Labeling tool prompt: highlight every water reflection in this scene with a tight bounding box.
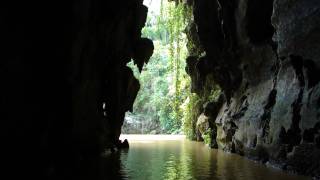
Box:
[99,135,308,180]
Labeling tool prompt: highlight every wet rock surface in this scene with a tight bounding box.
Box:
[186,0,320,177]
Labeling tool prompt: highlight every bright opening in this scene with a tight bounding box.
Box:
[122,0,192,135]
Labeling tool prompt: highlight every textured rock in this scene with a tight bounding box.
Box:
[187,0,320,177]
[121,112,162,134]
[2,0,320,178]
[196,113,210,135]
[1,1,152,178]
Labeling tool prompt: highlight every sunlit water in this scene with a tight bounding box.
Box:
[102,135,309,180]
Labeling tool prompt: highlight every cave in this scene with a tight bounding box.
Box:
[1,0,320,179]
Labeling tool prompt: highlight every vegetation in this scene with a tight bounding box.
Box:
[126,0,189,134]
[124,0,220,137]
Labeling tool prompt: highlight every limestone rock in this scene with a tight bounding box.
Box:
[187,0,320,177]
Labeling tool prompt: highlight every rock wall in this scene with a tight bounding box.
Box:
[2,0,320,178]
[121,112,163,134]
[187,0,320,177]
[1,1,152,178]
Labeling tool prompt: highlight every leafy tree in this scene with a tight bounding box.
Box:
[124,0,220,136]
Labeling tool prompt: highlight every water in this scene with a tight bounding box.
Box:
[102,135,309,180]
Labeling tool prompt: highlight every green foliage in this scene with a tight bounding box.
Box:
[181,75,221,139]
[202,128,212,146]
[126,0,221,136]
[126,0,192,134]
[181,93,200,140]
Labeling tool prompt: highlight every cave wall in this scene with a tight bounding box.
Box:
[188,0,320,177]
[1,0,152,178]
[2,0,319,178]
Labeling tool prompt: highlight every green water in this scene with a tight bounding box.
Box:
[112,135,308,180]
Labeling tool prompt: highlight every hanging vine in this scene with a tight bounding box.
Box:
[158,0,194,129]
[129,0,196,134]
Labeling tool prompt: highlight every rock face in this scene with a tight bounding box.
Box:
[1,1,152,178]
[121,112,162,134]
[2,0,320,178]
[186,0,320,177]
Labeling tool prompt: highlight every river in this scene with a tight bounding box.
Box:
[100,135,309,180]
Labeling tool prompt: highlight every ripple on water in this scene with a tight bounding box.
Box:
[114,135,309,180]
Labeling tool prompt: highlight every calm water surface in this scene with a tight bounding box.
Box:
[105,135,309,180]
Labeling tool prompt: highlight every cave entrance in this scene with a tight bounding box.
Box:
[121,0,192,135]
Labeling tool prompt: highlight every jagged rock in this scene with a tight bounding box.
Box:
[286,144,320,176]
[203,94,224,118]
[116,139,129,149]
[272,0,320,61]
[133,38,154,72]
[196,113,218,148]
[186,56,202,93]
[188,0,320,177]
[196,113,210,136]
[1,0,152,178]
[121,112,162,134]
[2,0,320,178]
